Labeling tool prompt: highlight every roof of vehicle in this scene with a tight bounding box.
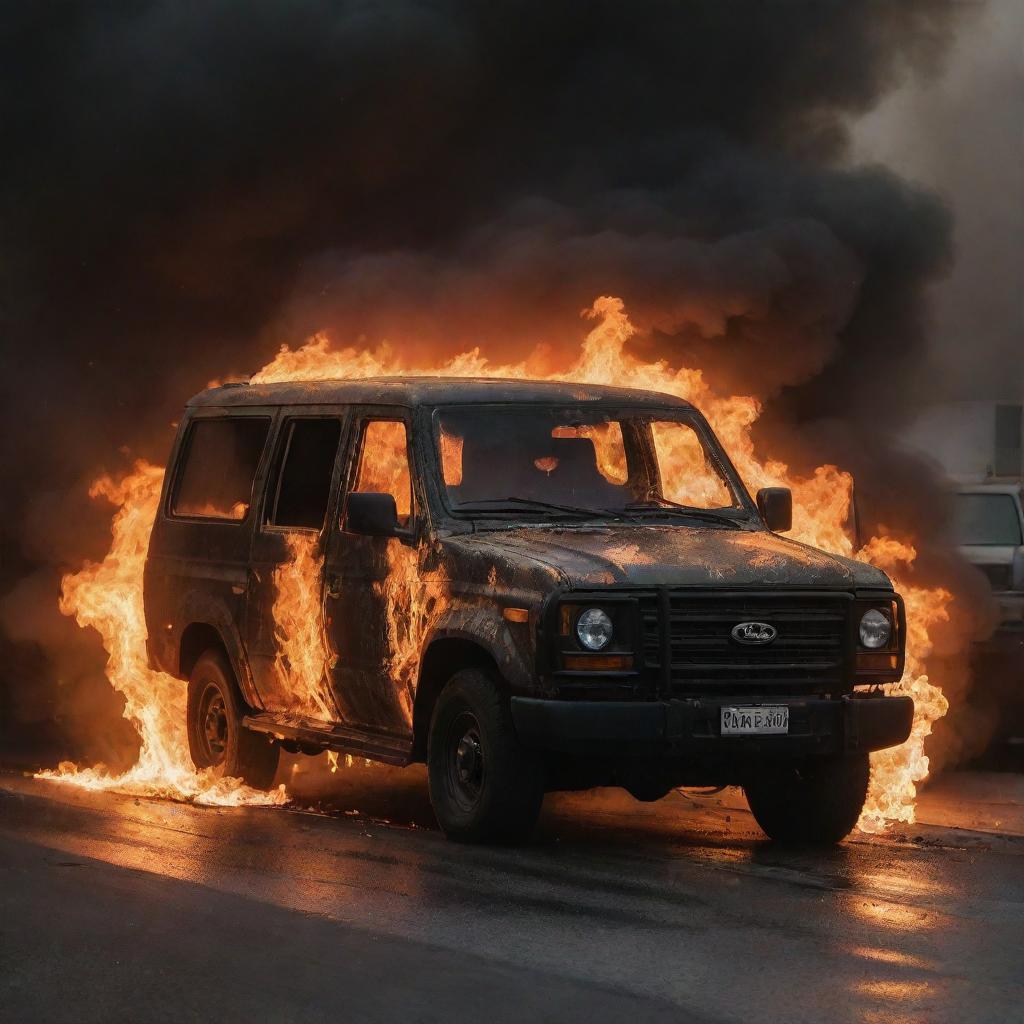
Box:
[187,376,696,411]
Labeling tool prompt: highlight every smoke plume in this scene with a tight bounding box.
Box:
[0,2,988,762]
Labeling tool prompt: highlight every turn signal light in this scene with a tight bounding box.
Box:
[562,654,634,671]
[856,652,899,673]
[559,605,573,635]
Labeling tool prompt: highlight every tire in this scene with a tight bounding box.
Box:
[427,668,545,843]
[743,753,870,844]
[187,649,280,790]
[621,760,679,803]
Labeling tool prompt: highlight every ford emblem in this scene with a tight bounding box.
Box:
[731,621,777,645]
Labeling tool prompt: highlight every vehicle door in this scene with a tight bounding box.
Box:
[323,408,421,738]
[156,410,273,709]
[245,408,347,721]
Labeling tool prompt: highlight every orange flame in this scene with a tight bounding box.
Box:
[46,295,949,828]
[272,533,338,722]
[378,541,450,727]
[256,295,951,826]
[854,538,951,831]
[41,462,286,805]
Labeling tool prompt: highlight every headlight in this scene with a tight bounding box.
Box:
[859,608,892,649]
[576,607,613,651]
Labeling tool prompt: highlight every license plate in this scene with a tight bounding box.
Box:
[720,705,789,735]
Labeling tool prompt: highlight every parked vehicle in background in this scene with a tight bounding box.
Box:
[144,378,913,844]
[902,400,1024,756]
[953,480,1024,754]
[953,481,1024,638]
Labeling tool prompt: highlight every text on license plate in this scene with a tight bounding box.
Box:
[720,706,789,735]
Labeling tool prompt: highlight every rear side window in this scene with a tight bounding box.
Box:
[172,417,269,520]
[267,418,343,530]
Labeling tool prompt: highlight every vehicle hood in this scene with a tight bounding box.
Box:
[455,524,891,590]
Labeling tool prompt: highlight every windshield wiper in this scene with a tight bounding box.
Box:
[624,500,744,529]
[454,496,618,519]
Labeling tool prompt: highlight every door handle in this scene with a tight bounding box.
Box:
[233,569,259,596]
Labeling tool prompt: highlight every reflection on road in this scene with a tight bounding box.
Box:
[0,762,1020,1024]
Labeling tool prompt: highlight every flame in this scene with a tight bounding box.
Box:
[378,541,450,727]
[354,419,413,521]
[255,295,950,827]
[47,295,948,829]
[553,423,628,484]
[854,538,951,831]
[40,462,286,805]
[271,533,338,721]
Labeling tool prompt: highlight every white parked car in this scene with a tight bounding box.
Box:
[954,481,1024,641]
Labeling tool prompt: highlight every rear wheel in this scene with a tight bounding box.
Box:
[427,669,544,843]
[743,753,870,844]
[187,649,279,789]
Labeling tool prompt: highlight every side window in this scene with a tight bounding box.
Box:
[650,421,733,509]
[353,419,412,526]
[172,417,269,520]
[267,418,343,530]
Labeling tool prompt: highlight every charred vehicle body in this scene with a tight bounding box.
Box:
[144,378,912,843]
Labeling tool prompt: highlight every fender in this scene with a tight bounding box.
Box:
[177,588,262,709]
[420,603,535,693]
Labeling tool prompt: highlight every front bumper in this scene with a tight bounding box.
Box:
[511,694,913,758]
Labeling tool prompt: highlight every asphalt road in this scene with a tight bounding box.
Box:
[1,763,1022,1024]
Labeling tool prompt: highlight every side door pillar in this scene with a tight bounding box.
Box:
[323,407,423,738]
[244,406,348,720]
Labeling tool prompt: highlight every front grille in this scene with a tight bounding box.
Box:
[978,563,1013,592]
[641,591,850,695]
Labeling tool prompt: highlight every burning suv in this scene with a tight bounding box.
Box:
[144,378,912,844]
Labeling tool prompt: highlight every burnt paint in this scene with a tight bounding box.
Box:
[447,525,891,591]
[145,378,898,759]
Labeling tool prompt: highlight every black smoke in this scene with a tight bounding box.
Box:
[0,2,987,764]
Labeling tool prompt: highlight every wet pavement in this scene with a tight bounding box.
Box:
[1,764,1021,1024]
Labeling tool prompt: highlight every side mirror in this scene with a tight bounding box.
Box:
[756,487,792,533]
[346,492,400,537]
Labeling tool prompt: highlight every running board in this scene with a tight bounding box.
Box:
[242,713,412,766]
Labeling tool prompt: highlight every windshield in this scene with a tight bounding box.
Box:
[954,493,1023,546]
[434,405,743,517]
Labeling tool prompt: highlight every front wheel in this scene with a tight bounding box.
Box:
[187,649,280,790]
[743,753,870,844]
[427,669,544,843]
